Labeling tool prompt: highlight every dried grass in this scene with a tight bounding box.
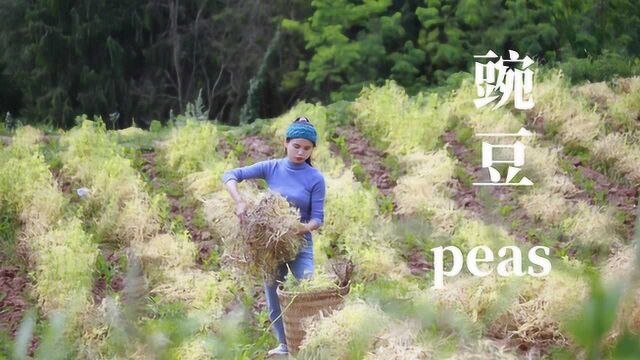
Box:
[593,133,640,183]
[209,191,304,279]
[149,269,235,326]
[521,145,577,194]
[466,109,523,134]
[532,71,603,146]
[558,107,602,145]
[614,76,640,93]
[1,129,66,233]
[445,77,521,139]
[11,125,45,149]
[163,119,219,175]
[447,339,519,359]
[364,321,431,360]
[603,245,640,336]
[174,337,213,360]
[350,244,411,283]
[184,157,238,199]
[562,201,622,251]
[488,271,588,349]
[429,274,521,331]
[519,190,571,224]
[394,151,460,235]
[203,189,241,243]
[61,118,161,244]
[572,82,617,110]
[610,88,640,131]
[298,301,390,360]
[281,271,338,293]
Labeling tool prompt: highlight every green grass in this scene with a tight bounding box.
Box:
[453,165,473,188]
[499,205,514,217]
[0,209,20,264]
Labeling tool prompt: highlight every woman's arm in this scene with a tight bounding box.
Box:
[222,160,271,184]
[224,179,248,219]
[222,160,272,220]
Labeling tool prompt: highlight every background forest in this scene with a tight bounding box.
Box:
[0,0,639,128]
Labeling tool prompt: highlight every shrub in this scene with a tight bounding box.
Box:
[352,80,448,155]
[530,71,603,146]
[603,245,640,336]
[323,170,379,241]
[609,86,640,131]
[163,119,219,176]
[298,301,390,360]
[592,133,640,184]
[61,117,160,243]
[562,202,622,251]
[572,82,616,110]
[33,219,98,314]
[428,274,522,334]
[393,151,460,235]
[519,190,571,224]
[558,54,640,84]
[488,268,589,349]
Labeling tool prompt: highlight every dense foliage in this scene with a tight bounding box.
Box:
[1,0,639,127]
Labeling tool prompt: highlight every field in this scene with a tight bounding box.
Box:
[1,71,639,359]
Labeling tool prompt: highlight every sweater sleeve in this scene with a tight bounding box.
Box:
[309,176,326,225]
[222,160,272,184]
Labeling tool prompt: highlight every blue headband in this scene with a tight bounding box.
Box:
[286,122,317,145]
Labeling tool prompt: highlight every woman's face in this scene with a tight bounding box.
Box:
[284,138,314,163]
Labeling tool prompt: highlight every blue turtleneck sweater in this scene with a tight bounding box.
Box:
[222,157,326,241]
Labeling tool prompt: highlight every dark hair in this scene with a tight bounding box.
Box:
[284,116,314,166]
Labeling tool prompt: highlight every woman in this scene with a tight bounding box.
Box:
[221,116,326,356]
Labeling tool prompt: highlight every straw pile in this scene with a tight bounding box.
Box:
[208,190,304,279]
[364,321,431,360]
[298,301,390,360]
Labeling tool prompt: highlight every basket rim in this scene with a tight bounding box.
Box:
[276,281,350,297]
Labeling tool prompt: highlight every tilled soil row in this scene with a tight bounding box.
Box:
[442,130,531,244]
[333,126,397,196]
[528,112,638,241]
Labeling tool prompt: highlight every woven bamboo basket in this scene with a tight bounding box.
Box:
[276,283,350,353]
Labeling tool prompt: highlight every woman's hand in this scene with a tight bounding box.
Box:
[295,222,311,236]
[235,201,247,224]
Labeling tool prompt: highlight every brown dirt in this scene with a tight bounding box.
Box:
[406,248,433,276]
[218,135,275,166]
[334,126,396,196]
[0,266,30,335]
[241,136,275,164]
[140,152,160,188]
[49,168,73,195]
[92,249,125,305]
[217,137,232,157]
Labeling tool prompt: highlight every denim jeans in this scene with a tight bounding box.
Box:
[264,239,314,344]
